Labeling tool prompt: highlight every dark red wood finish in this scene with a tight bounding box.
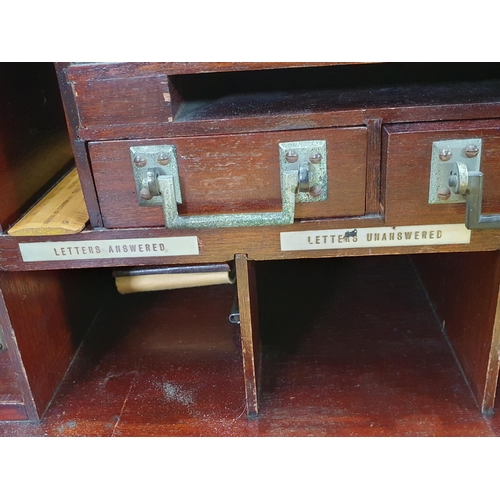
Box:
[235,254,261,417]
[0,255,496,436]
[88,128,367,228]
[64,63,500,142]
[0,63,74,232]
[383,120,500,226]
[0,269,112,419]
[413,251,500,413]
[2,62,500,428]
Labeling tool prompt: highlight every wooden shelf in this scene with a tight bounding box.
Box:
[0,255,498,435]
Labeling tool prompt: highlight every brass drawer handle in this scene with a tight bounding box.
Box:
[130,140,328,230]
[449,162,500,230]
[157,171,299,229]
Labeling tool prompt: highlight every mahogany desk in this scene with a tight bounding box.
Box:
[1,63,500,432]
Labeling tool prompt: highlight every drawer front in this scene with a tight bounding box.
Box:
[383,120,500,226]
[88,127,367,229]
[66,63,173,130]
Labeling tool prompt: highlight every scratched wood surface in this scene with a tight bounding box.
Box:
[235,254,261,417]
[63,63,500,142]
[88,127,367,229]
[0,255,496,436]
[2,222,500,273]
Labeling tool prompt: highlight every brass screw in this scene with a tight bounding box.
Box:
[309,152,322,164]
[439,149,453,162]
[134,155,147,167]
[465,144,479,158]
[285,151,299,163]
[140,188,153,200]
[157,153,170,166]
[437,187,451,200]
[309,185,323,197]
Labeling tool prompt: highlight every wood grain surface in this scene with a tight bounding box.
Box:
[88,128,367,228]
[235,254,261,416]
[1,221,500,273]
[0,63,74,232]
[0,268,112,418]
[0,255,496,435]
[2,62,500,432]
[7,168,89,236]
[413,251,500,413]
[383,120,500,226]
[64,63,500,142]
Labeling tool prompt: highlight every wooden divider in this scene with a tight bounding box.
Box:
[235,254,261,417]
[413,251,500,413]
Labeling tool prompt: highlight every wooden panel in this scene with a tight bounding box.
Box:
[0,255,492,436]
[0,289,38,420]
[0,63,74,232]
[88,127,367,229]
[383,120,500,226]
[64,63,500,141]
[72,75,173,129]
[2,221,500,273]
[67,62,366,79]
[0,349,28,420]
[365,118,382,214]
[55,64,104,228]
[0,403,28,421]
[235,254,261,417]
[0,353,24,404]
[413,251,500,413]
[0,269,112,417]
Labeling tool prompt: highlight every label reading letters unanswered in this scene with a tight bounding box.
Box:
[19,236,199,262]
[280,224,471,251]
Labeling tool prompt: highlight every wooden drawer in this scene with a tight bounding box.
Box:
[383,120,500,226]
[88,127,367,229]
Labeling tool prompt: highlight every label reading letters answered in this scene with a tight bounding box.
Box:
[19,236,199,262]
[280,224,471,251]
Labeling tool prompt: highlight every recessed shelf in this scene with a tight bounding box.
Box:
[169,63,500,122]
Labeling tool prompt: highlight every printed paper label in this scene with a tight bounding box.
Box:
[280,224,471,251]
[19,236,199,262]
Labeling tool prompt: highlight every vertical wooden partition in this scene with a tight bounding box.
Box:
[235,254,261,417]
[413,251,500,413]
[0,269,111,420]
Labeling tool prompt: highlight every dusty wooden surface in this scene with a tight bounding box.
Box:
[2,62,500,435]
[0,255,497,436]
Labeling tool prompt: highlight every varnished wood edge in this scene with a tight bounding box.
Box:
[0,290,39,421]
[55,64,103,228]
[75,106,500,142]
[380,127,390,217]
[235,254,260,417]
[481,250,500,413]
[365,118,382,215]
